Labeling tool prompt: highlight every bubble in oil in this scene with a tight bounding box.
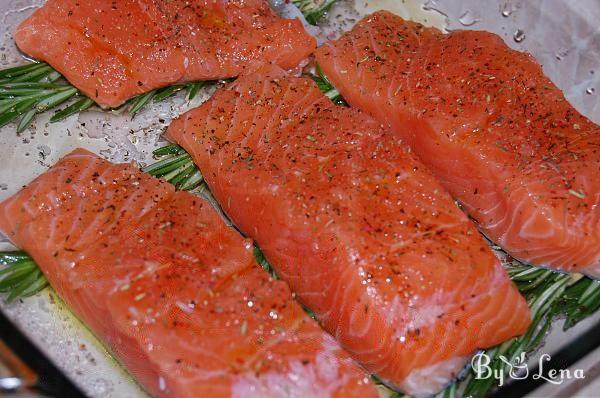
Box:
[458,10,479,26]
[500,3,514,17]
[513,29,526,43]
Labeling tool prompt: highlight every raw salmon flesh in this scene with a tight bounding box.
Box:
[0,149,378,398]
[315,11,600,278]
[14,0,316,107]
[165,63,531,396]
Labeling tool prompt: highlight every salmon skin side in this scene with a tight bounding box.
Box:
[0,149,378,398]
[165,63,531,396]
[14,0,316,108]
[315,11,600,279]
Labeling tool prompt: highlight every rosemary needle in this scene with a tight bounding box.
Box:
[310,63,347,106]
[50,97,95,123]
[292,0,338,25]
[186,82,204,101]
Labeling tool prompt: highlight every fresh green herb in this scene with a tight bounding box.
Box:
[186,82,204,101]
[152,84,187,103]
[293,0,338,25]
[311,63,347,106]
[143,144,204,192]
[0,251,48,303]
[129,81,208,116]
[0,82,80,133]
[152,144,185,157]
[254,246,278,279]
[127,90,156,116]
[50,97,95,123]
[0,62,60,83]
[555,274,600,329]
[0,62,208,132]
[0,62,81,132]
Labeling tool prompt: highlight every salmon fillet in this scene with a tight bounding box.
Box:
[14,0,316,107]
[0,149,378,398]
[165,63,531,396]
[315,11,600,278]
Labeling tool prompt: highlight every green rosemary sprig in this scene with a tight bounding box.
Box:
[293,0,338,25]
[311,63,347,106]
[49,97,95,123]
[559,275,600,329]
[0,62,90,132]
[0,62,207,132]
[0,82,80,133]
[0,62,61,83]
[142,144,204,191]
[0,251,48,303]
[254,246,278,279]
[128,81,205,116]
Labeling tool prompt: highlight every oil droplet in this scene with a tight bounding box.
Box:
[586,87,595,95]
[500,2,519,18]
[458,10,479,26]
[513,29,526,43]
